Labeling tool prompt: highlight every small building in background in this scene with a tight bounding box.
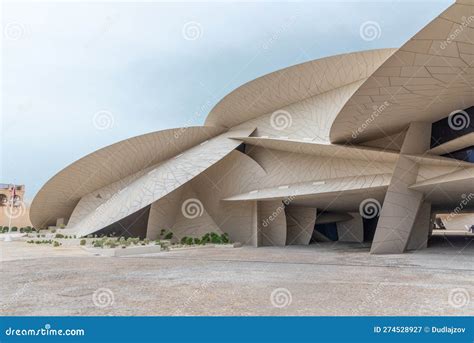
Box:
[0,184,32,228]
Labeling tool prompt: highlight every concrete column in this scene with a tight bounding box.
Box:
[406,202,432,251]
[250,201,259,247]
[371,122,430,254]
[257,201,287,246]
[337,212,364,243]
[285,206,316,245]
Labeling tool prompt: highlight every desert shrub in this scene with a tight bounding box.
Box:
[220,233,230,244]
[53,241,61,247]
[210,232,221,244]
[80,239,86,246]
[55,233,65,239]
[159,242,170,251]
[93,240,104,248]
[201,233,210,244]
[107,242,118,248]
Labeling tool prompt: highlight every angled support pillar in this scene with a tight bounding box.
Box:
[371,122,431,254]
[406,202,432,251]
[285,206,316,245]
[257,201,287,246]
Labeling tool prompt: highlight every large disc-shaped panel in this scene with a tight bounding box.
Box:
[30,126,223,228]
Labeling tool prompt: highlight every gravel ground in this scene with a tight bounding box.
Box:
[1,236,473,316]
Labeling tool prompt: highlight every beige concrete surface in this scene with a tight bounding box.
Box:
[1,237,472,316]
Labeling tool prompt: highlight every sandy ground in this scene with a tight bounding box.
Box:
[0,236,473,316]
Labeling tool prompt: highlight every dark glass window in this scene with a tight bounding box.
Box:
[431,106,474,148]
[442,146,474,163]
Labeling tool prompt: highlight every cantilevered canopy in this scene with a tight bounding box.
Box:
[330,1,474,143]
[67,128,256,237]
[30,126,223,228]
[204,49,396,129]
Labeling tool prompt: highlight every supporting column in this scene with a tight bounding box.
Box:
[251,201,259,247]
[337,212,364,243]
[371,122,430,254]
[285,206,316,245]
[257,201,287,246]
[406,202,432,251]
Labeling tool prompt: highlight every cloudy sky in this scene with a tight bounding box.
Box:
[2,0,452,200]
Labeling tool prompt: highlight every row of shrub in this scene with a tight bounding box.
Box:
[54,233,76,239]
[78,231,230,250]
[89,237,156,249]
[180,232,230,245]
[2,226,37,233]
[26,239,62,247]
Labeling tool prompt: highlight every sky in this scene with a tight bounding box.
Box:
[2,0,452,201]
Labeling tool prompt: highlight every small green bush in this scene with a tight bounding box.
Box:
[11,226,18,232]
[180,236,188,244]
[164,232,173,240]
[93,240,104,248]
[55,233,65,239]
[194,238,201,245]
[210,232,221,244]
[220,233,230,244]
[185,237,194,245]
[53,241,61,247]
[51,228,56,233]
[80,239,86,246]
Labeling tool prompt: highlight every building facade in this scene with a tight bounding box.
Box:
[31,1,474,254]
[1,184,32,228]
